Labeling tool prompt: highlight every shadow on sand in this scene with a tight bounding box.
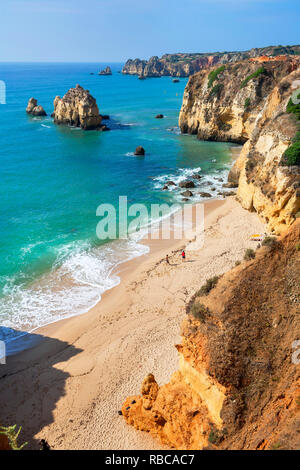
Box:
[0,327,82,449]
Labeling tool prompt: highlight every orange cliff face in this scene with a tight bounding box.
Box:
[122,221,300,450]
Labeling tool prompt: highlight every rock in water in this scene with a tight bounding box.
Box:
[155,114,164,119]
[181,190,193,197]
[178,180,195,188]
[134,146,145,156]
[26,98,47,116]
[52,85,103,130]
[98,66,112,75]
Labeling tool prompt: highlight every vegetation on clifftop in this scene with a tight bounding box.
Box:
[240,66,266,88]
[208,65,225,88]
[281,94,300,166]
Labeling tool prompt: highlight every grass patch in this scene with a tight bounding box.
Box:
[197,276,219,296]
[244,248,255,261]
[190,302,210,322]
[208,65,225,88]
[244,97,251,110]
[210,83,223,97]
[240,67,266,89]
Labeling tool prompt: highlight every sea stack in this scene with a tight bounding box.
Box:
[134,146,145,156]
[52,85,103,130]
[99,66,112,75]
[26,98,47,116]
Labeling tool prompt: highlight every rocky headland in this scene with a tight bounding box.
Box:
[179,56,300,234]
[52,85,105,130]
[122,45,300,77]
[26,98,47,116]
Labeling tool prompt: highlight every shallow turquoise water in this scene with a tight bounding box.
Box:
[0,62,235,345]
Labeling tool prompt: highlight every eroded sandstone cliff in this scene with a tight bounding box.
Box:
[52,85,103,130]
[122,45,300,77]
[179,57,300,233]
[123,222,300,450]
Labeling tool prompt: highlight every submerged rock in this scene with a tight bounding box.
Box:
[99,66,112,75]
[134,146,145,156]
[166,181,176,186]
[26,98,47,116]
[52,85,103,130]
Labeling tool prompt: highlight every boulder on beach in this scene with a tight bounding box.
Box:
[155,114,164,119]
[181,190,193,198]
[178,180,195,189]
[99,66,112,75]
[199,192,212,198]
[222,182,238,188]
[52,84,104,130]
[134,146,145,156]
[26,98,47,116]
[192,174,202,180]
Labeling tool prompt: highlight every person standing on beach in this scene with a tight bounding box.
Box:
[166,254,169,264]
[181,250,185,261]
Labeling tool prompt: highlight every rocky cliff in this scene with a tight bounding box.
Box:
[122,45,300,77]
[123,221,300,450]
[179,57,300,234]
[52,85,103,130]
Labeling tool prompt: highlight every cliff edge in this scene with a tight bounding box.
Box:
[179,57,300,234]
[122,221,300,450]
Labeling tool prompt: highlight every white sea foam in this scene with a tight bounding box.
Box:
[0,235,149,351]
[152,165,232,202]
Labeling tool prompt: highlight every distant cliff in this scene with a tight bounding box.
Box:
[179,57,300,234]
[122,45,300,77]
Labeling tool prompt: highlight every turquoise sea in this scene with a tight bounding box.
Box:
[0,62,235,348]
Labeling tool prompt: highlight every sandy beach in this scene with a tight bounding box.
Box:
[0,197,267,450]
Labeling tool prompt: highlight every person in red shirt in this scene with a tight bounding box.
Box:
[181,250,185,261]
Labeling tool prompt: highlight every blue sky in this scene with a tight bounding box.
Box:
[1,0,299,62]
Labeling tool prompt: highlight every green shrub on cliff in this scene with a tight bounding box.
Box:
[280,96,300,166]
[244,248,255,261]
[281,142,300,166]
[190,302,210,322]
[210,83,223,97]
[286,96,300,120]
[240,67,266,89]
[208,65,225,88]
[197,276,219,296]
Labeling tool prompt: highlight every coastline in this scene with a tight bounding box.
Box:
[0,196,267,449]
